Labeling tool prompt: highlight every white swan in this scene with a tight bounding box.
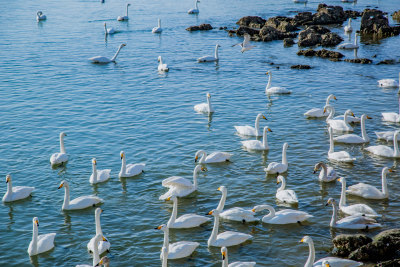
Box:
[300,235,362,267]
[327,109,355,132]
[99,256,110,267]
[117,4,130,21]
[346,167,392,200]
[76,234,107,267]
[166,195,210,228]
[264,143,289,174]
[344,18,353,32]
[375,130,400,142]
[382,112,400,123]
[90,158,111,184]
[265,71,291,95]
[50,132,68,165]
[365,130,400,158]
[252,204,312,224]
[36,11,46,21]
[194,92,214,113]
[156,224,199,259]
[87,208,111,254]
[157,56,169,72]
[58,180,103,210]
[195,150,232,164]
[207,209,252,247]
[304,94,337,118]
[325,198,382,230]
[327,127,356,163]
[337,177,380,217]
[378,72,399,88]
[234,113,267,137]
[313,162,337,182]
[338,33,359,49]
[188,0,200,14]
[104,23,115,34]
[28,217,56,256]
[198,44,221,62]
[90,43,126,64]
[161,247,167,267]
[276,175,298,204]
[2,174,35,202]
[324,104,359,124]
[221,246,256,267]
[152,19,162,33]
[334,114,372,144]
[241,126,272,151]
[159,165,206,200]
[216,186,257,223]
[232,33,255,53]
[119,151,145,178]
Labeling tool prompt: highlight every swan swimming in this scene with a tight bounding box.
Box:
[157,56,169,72]
[265,71,291,95]
[89,43,126,64]
[276,175,298,204]
[334,114,372,144]
[119,151,145,178]
[117,4,130,21]
[326,109,355,132]
[304,94,337,118]
[90,158,111,184]
[87,208,111,254]
[188,0,200,14]
[36,11,46,21]
[50,132,68,166]
[104,23,115,35]
[76,234,107,267]
[382,112,400,123]
[375,130,400,142]
[58,180,103,210]
[234,113,267,136]
[195,150,232,164]
[378,72,399,88]
[365,130,400,158]
[166,196,210,228]
[28,217,56,256]
[194,93,214,114]
[344,18,353,32]
[232,33,255,53]
[221,246,256,267]
[327,127,356,163]
[324,104,360,124]
[198,44,221,62]
[264,143,289,174]
[338,32,359,49]
[252,204,312,224]
[313,162,337,182]
[2,174,35,202]
[241,126,272,151]
[152,19,162,33]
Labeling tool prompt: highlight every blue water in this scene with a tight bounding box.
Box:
[1,0,400,266]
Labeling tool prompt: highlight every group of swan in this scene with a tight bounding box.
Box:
[232,33,255,53]
[198,44,221,62]
[323,104,360,124]
[90,43,126,64]
[333,114,371,144]
[265,71,291,95]
[328,127,356,163]
[365,130,400,158]
[76,234,108,266]
[194,93,214,114]
[326,108,356,132]
[304,94,337,118]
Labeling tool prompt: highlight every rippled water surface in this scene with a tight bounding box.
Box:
[1,0,400,266]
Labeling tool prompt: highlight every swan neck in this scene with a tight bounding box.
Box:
[266,73,271,89]
[120,156,126,176]
[159,57,163,66]
[168,198,178,226]
[60,135,66,154]
[320,163,328,179]
[163,227,169,248]
[263,129,269,149]
[222,250,229,267]
[111,45,123,62]
[360,116,369,142]
[207,97,213,113]
[330,202,338,227]
[199,150,206,163]
[158,19,161,27]
[354,34,358,46]
[195,0,198,9]
[126,4,129,16]
[216,189,227,211]
[93,238,100,266]
[393,132,400,156]
[282,145,288,164]
[92,163,98,183]
[63,185,70,210]
[215,45,219,59]
[326,106,335,121]
[95,211,102,235]
[261,205,275,220]
[382,170,388,197]
[278,177,286,191]
[305,240,316,267]
[162,252,167,267]
[255,115,261,136]
[32,222,38,255]
[343,112,352,128]
[339,179,347,207]
[208,215,219,245]
[329,129,334,154]
[193,168,199,189]
[6,180,12,194]
[326,95,332,105]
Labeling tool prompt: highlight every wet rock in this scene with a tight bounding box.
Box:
[377,59,396,65]
[290,64,311,69]
[297,49,344,59]
[312,4,346,25]
[259,26,297,41]
[284,38,295,46]
[293,12,313,25]
[392,10,400,21]
[219,26,227,30]
[236,26,260,36]
[332,234,372,257]
[344,58,373,64]
[360,9,390,34]
[376,259,400,267]
[236,16,266,29]
[298,25,342,47]
[345,10,363,19]
[186,24,213,31]
[265,16,299,32]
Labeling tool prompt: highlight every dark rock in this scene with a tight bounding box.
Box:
[377,59,396,65]
[291,64,311,69]
[219,26,227,30]
[345,10,363,19]
[360,9,400,38]
[376,259,400,267]
[293,12,313,25]
[284,38,295,46]
[332,234,373,257]
[297,49,344,59]
[259,26,297,41]
[265,16,299,32]
[372,54,377,58]
[236,26,260,36]
[345,58,373,64]
[392,10,400,21]
[186,24,213,31]
[236,16,266,29]
[298,25,342,47]
[320,32,343,46]
[228,30,236,37]
[312,4,346,25]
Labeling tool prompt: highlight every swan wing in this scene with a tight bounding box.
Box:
[159,187,195,200]
[97,169,111,182]
[11,186,35,201]
[168,241,199,259]
[347,183,384,199]
[220,207,257,222]
[50,153,68,164]
[89,56,111,63]
[234,126,258,136]
[69,195,103,209]
[197,56,217,62]
[126,163,145,176]
[334,115,361,123]
[173,214,211,228]
[341,204,379,217]
[378,79,398,88]
[205,152,232,163]
[228,261,257,267]
[382,112,400,122]
[194,103,209,113]
[364,145,395,157]
[314,256,362,267]
[162,176,193,188]
[276,190,298,204]
[375,131,399,141]
[37,233,56,254]
[215,231,252,247]
[304,108,325,118]
[328,151,355,163]
[266,86,291,95]
[334,134,364,144]
[241,140,264,150]
[265,162,287,174]
[266,209,312,224]
[328,119,352,131]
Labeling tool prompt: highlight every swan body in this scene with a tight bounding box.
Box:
[198,44,220,62]
[221,247,256,267]
[337,177,380,217]
[304,94,336,118]
[365,130,400,158]
[157,56,169,72]
[76,234,107,267]
[378,73,399,88]
[382,112,400,123]
[265,71,291,95]
[293,0,307,2]
[90,158,111,184]
[28,217,56,256]
[104,23,115,34]
[58,180,103,210]
[327,109,355,132]
[194,93,214,113]
[313,162,336,182]
[50,132,68,165]
[36,11,46,21]
[87,208,111,254]
[346,167,392,200]
[328,127,356,163]
[375,130,400,142]
[3,174,35,202]
[241,126,272,151]
[188,0,200,14]
[119,151,145,178]
[338,33,359,49]
[232,33,255,53]
[157,224,199,259]
[324,105,358,124]
[264,143,288,174]
[152,19,162,33]
[207,209,252,247]
[276,175,298,204]
[90,43,126,63]
[334,114,371,144]
[252,205,312,224]
[166,196,210,228]
[195,150,232,164]
[344,18,353,32]
[234,113,267,137]
[159,165,206,200]
[117,4,130,21]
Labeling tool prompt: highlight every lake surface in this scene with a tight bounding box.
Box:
[1,0,400,266]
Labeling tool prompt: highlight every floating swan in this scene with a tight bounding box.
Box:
[221,246,256,267]
[76,234,107,267]
[195,150,232,164]
[156,224,199,259]
[2,174,35,202]
[327,127,356,163]
[241,126,272,150]
[304,94,337,118]
[28,217,56,256]
[119,151,145,178]
[364,130,400,158]
[338,33,359,49]
[90,43,126,64]
[232,33,255,53]
[194,93,214,113]
[264,143,289,174]
[58,180,103,210]
[50,132,68,165]
[90,158,111,184]
[327,109,355,132]
[375,130,400,142]
[166,195,210,228]
[99,256,110,267]
[313,162,337,182]
[300,235,362,266]
[117,4,130,21]
[159,165,206,200]
[346,167,392,200]
[188,0,200,14]
[324,104,359,124]
[87,208,110,254]
[337,177,380,217]
[216,186,257,223]
[325,198,382,230]
[104,23,115,34]
[152,19,162,33]
[234,113,267,137]
[381,112,400,123]
[252,204,312,224]
[265,71,291,95]
[157,56,169,72]
[276,175,298,204]
[207,209,252,247]
[378,72,399,88]
[198,44,220,62]
[334,114,372,144]
[344,18,353,32]
[36,11,46,21]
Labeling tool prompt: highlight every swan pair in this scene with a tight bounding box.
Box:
[2,174,35,202]
[325,108,356,132]
[36,11,46,21]
[241,126,272,150]
[195,150,232,163]
[119,151,145,178]
[304,94,337,118]
[50,132,68,166]
[104,23,115,35]
[221,247,256,267]
[194,93,214,114]
[58,180,103,210]
[252,204,312,224]
[234,113,267,136]
[265,71,291,95]
[166,196,210,228]
[378,72,399,88]
[333,114,372,144]
[117,4,130,21]
[365,130,400,158]
[87,208,111,254]
[90,158,111,184]
[276,175,298,204]
[76,234,108,267]
[28,217,56,256]
[346,167,392,199]
[328,127,356,163]
[264,143,289,174]
[232,33,255,53]
[157,56,169,72]
[152,19,162,33]
[198,44,221,62]
[324,104,360,124]
[188,0,200,14]
[344,18,353,32]
[338,33,359,49]
[90,43,126,64]
[313,162,337,182]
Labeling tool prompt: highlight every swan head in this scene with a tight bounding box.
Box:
[323,104,332,114]
[337,177,345,184]
[221,247,228,260]
[217,185,227,194]
[321,260,330,267]
[98,256,110,266]
[5,174,11,183]
[194,165,207,173]
[58,180,68,189]
[95,234,108,243]
[345,109,355,117]
[194,150,206,162]
[257,113,267,121]
[216,44,221,48]
[127,3,131,7]
[383,167,394,174]
[37,11,42,16]
[325,198,335,206]
[265,71,271,76]
[120,43,127,48]
[165,195,177,202]
[95,208,103,216]
[207,209,220,216]
[251,205,270,213]
[158,56,162,62]
[361,114,372,120]
[207,93,211,98]
[313,162,322,173]
[300,235,312,244]
[120,151,125,159]
[60,132,67,137]
[92,158,97,166]
[328,94,337,101]
[155,224,167,232]
[263,126,272,133]
[33,217,39,227]
[283,142,289,149]
[276,175,284,184]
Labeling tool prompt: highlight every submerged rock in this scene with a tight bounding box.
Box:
[284,38,295,46]
[290,64,311,69]
[376,259,400,267]
[236,16,266,29]
[345,10,363,19]
[298,25,342,47]
[297,49,344,60]
[259,26,297,41]
[344,58,373,64]
[332,234,372,257]
[377,59,396,65]
[265,16,298,32]
[186,24,213,31]
[392,10,400,21]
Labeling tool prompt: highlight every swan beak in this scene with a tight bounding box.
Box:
[102,236,108,242]
[300,237,304,243]
[333,96,337,100]
[201,166,207,171]
[313,169,317,174]
[366,116,372,119]
[262,115,267,120]
[325,203,329,206]
[323,108,326,113]
[166,196,171,201]
[207,210,213,215]
[265,72,269,75]
[99,258,104,265]
[337,178,341,182]
[389,168,394,173]
[155,225,163,230]
[207,93,211,98]
[222,251,226,260]
[120,153,124,159]
[195,156,198,162]
[93,159,97,165]
[217,186,221,191]
[6,177,9,183]
[251,208,256,212]
[268,128,272,132]
[276,180,280,184]
[351,112,355,117]
[325,263,330,267]
[58,183,64,189]
[35,219,39,226]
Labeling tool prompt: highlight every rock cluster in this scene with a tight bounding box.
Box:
[344,58,373,64]
[290,65,311,69]
[298,25,343,47]
[393,10,400,21]
[297,49,344,60]
[186,24,213,31]
[360,9,400,38]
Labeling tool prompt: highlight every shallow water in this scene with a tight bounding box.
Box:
[1,0,400,266]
